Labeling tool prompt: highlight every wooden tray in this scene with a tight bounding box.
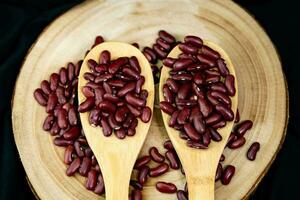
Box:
[12,0,288,199]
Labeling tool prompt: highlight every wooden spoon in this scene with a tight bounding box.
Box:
[159,41,238,200]
[78,42,154,200]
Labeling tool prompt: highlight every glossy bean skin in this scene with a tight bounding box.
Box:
[94,174,105,194]
[86,170,97,190]
[98,100,116,113]
[205,113,222,125]
[209,82,227,93]
[79,157,92,176]
[217,59,229,76]
[215,104,234,121]
[202,130,211,146]
[158,30,176,44]
[125,93,146,107]
[149,163,169,177]
[117,82,136,97]
[211,91,231,105]
[165,150,180,169]
[166,78,179,93]
[135,76,145,94]
[100,118,112,136]
[163,84,175,103]
[184,35,203,48]
[225,75,236,96]
[247,142,260,161]
[115,106,129,123]
[78,97,95,112]
[94,73,113,83]
[186,140,208,149]
[173,58,194,71]
[221,165,235,185]
[179,43,198,55]
[197,54,216,67]
[163,140,174,150]
[202,45,220,59]
[95,64,108,74]
[123,67,140,80]
[127,104,142,117]
[108,57,128,74]
[156,182,177,194]
[176,99,197,108]
[50,73,59,91]
[210,128,222,141]
[212,120,226,129]
[177,108,191,125]
[235,120,253,136]
[153,44,168,59]
[141,107,152,123]
[57,108,68,129]
[87,59,98,72]
[108,114,121,130]
[215,163,223,182]
[99,50,110,64]
[53,137,73,147]
[138,166,150,184]
[163,57,177,68]
[149,147,165,163]
[43,114,55,131]
[184,123,201,141]
[63,126,80,140]
[193,115,206,134]
[156,38,171,51]
[198,96,213,117]
[46,93,58,113]
[41,80,52,95]
[143,47,157,64]
[134,156,151,169]
[66,157,81,176]
[89,108,101,126]
[160,101,176,115]
[169,110,179,127]
[177,84,191,99]
[64,145,74,164]
[227,136,246,149]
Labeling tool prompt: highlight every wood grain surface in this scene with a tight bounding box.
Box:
[12,0,288,199]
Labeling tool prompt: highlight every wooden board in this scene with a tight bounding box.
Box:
[12,0,288,199]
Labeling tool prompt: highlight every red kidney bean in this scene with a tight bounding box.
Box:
[165,150,179,169]
[177,190,188,200]
[193,115,206,134]
[83,72,95,82]
[206,91,219,106]
[179,132,189,140]
[156,38,171,51]
[63,126,80,140]
[205,74,220,84]
[184,123,201,141]
[210,128,222,141]
[115,128,126,139]
[158,30,175,44]
[108,114,121,130]
[107,79,125,88]
[202,130,211,146]
[98,100,116,113]
[202,45,220,59]
[198,96,213,117]
[79,157,92,176]
[89,108,101,126]
[205,113,222,125]
[100,118,112,136]
[74,141,84,158]
[141,106,152,123]
[109,57,128,74]
[125,93,146,107]
[220,154,225,162]
[186,63,207,72]
[123,67,140,80]
[66,157,81,176]
[115,106,129,123]
[46,93,58,113]
[117,82,136,97]
[57,86,67,104]
[156,182,177,193]
[153,44,168,59]
[78,97,95,112]
[94,35,104,45]
[163,84,174,103]
[127,118,138,136]
[163,140,174,150]
[94,87,105,105]
[127,56,141,73]
[215,163,223,182]
[87,59,98,72]
[191,83,204,98]
[40,80,52,96]
[179,43,199,55]
[235,120,253,136]
[138,166,149,184]
[227,132,237,146]
[127,104,142,117]
[215,104,234,121]
[186,140,208,149]
[217,58,229,76]
[189,106,200,122]
[135,76,145,94]
[177,108,191,124]
[212,120,226,129]
[168,110,179,127]
[86,170,97,190]
[225,75,236,96]
[247,142,260,161]
[131,190,142,200]
[210,83,227,94]
[84,147,93,158]
[211,91,231,105]
[103,93,120,103]
[149,163,169,177]
[149,147,165,163]
[43,114,55,131]
[197,54,216,67]
[102,82,112,94]
[228,136,246,149]
[139,90,148,100]
[193,72,205,85]
[57,108,68,129]
[176,99,197,108]
[50,122,60,135]
[206,69,221,76]
[184,35,203,48]
[94,174,105,194]
[130,180,143,190]
[143,47,157,64]
[53,137,73,146]
[234,109,240,123]
[173,58,194,71]
[163,57,177,68]
[165,78,178,93]
[134,156,151,169]
[221,165,235,185]
[50,73,59,91]
[99,50,110,64]
[59,68,68,85]
[94,73,113,83]
[67,62,75,81]
[177,84,191,100]
[64,145,74,164]
[160,101,176,115]
[95,64,108,74]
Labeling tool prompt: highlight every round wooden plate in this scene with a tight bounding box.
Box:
[12,0,288,199]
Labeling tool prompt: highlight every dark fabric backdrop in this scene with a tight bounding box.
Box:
[0,0,298,199]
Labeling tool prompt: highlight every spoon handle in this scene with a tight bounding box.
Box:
[188,178,214,200]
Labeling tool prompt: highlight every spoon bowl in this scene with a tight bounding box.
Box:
[159,41,238,200]
[78,42,154,200]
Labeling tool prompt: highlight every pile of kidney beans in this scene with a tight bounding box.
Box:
[33,30,260,200]
[78,50,152,139]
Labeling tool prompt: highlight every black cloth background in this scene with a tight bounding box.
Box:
[0,0,298,199]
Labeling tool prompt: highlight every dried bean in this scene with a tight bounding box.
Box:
[86,170,97,190]
[138,166,149,184]
[134,156,151,169]
[184,35,203,48]
[66,157,81,176]
[235,120,253,136]
[247,142,260,161]
[149,147,165,163]
[221,165,235,185]
[149,163,169,177]
[165,150,180,169]
[156,182,177,194]
[79,157,92,176]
